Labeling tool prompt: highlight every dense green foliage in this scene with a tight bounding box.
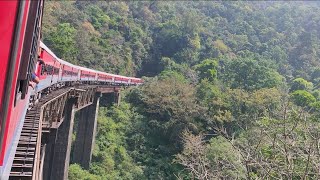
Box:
[90,106,144,179]
[42,1,320,179]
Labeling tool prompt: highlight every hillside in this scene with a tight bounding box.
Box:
[43,1,320,179]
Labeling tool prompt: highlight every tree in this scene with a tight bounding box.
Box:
[137,74,204,148]
[290,90,316,107]
[195,59,218,82]
[213,39,229,55]
[89,105,144,179]
[174,131,213,180]
[196,79,222,103]
[175,132,247,179]
[212,101,320,179]
[45,23,78,64]
[88,6,110,29]
[246,88,282,117]
[68,164,99,180]
[223,58,284,91]
[206,136,246,179]
[290,78,313,92]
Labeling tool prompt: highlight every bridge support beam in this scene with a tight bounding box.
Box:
[42,129,57,180]
[100,90,121,107]
[49,98,76,180]
[72,93,101,169]
[114,90,121,106]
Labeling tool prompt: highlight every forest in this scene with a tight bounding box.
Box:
[42,1,320,179]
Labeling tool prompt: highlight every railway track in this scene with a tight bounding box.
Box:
[9,88,72,180]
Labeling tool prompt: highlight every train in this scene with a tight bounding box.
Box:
[35,42,143,94]
[0,1,142,179]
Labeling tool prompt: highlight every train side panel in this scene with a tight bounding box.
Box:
[61,65,74,82]
[36,48,58,92]
[0,1,40,179]
[0,0,30,167]
[51,60,61,84]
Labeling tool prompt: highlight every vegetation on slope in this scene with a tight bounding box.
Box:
[42,1,320,179]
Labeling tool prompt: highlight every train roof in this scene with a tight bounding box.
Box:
[57,58,74,66]
[130,77,142,80]
[40,41,59,59]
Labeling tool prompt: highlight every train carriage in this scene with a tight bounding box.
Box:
[59,60,79,82]
[105,73,115,83]
[79,67,97,82]
[130,77,143,85]
[0,1,44,179]
[114,75,130,85]
[38,41,60,86]
[97,72,114,83]
[36,45,61,92]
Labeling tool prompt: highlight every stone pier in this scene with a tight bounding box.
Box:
[50,98,76,180]
[71,93,100,169]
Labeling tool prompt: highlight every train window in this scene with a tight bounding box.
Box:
[46,65,50,75]
[54,67,59,75]
[63,69,70,76]
[46,65,53,75]
[41,65,46,75]
[63,69,78,76]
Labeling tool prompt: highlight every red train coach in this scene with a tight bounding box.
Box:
[62,64,76,81]
[0,0,44,179]
[114,75,130,84]
[36,43,61,91]
[97,73,114,83]
[80,68,97,81]
[131,77,144,85]
[39,42,61,84]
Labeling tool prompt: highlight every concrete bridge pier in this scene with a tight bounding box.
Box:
[47,98,76,180]
[42,129,57,180]
[72,93,101,169]
[114,90,121,106]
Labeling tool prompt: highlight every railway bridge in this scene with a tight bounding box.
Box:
[0,1,142,180]
[9,85,122,180]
